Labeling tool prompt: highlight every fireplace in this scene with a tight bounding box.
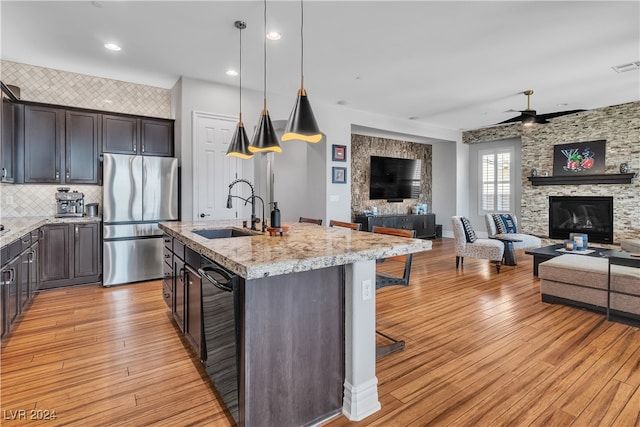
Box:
[549,196,614,244]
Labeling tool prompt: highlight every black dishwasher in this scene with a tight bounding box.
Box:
[198,256,242,424]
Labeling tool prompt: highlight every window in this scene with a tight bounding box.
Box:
[479,148,513,213]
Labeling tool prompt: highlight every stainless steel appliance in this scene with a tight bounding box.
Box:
[55,187,84,218]
[198,255,242,424]
[102,154,178,286]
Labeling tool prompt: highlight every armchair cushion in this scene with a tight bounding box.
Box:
[484,213,542,251]
[460,217,477,242]
[492,213,518,234]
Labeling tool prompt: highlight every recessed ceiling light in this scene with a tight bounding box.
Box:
[556,103,568,107]
[226,70,238,76]
[104,43,121,51]
[266,32,281,41]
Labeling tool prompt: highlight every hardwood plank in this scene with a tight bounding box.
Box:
[1,239,638,427]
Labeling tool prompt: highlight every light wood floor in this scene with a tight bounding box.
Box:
[1,238,638,426]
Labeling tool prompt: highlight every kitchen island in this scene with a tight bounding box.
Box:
[159,220,431,426]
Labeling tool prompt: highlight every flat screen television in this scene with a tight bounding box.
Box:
[369,156,421,201]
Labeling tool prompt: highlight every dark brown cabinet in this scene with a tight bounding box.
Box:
[174,257,186,332]
[1,231,39,340]
[140,118,173,156]
[23,105,63,183]
[103,115,173,157]
[65,111,100,184]
[7,101,173,185]
[102,114,138,154]
[20,106,99,184]
[185,264,203,357]
[2,255,19,336]
[40,222,101,289]
[164,235,201,356]
[354,213,437,238]
[1,83,17,183]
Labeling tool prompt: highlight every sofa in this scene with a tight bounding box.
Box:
[538,253,640,320]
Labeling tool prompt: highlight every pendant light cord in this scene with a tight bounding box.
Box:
[263,0,268,110]
[239,22,243,121]
[300,0,304,89]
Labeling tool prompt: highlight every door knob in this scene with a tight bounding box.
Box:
[200,213,210,218]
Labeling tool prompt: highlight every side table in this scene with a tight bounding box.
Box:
[492,237,523,266]
[607,252,640,321]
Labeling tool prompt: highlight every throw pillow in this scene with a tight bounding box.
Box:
[493,213,518,234]
[460,217,477,243]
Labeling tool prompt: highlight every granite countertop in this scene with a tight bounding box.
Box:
[159,220,432,279]
[0,216,102,247]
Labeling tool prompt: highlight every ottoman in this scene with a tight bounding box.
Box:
[539,254,640,319]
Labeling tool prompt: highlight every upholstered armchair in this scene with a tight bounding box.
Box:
[484,213,541,250]
[452,216,504,272]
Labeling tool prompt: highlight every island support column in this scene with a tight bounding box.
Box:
[342,259,381,420]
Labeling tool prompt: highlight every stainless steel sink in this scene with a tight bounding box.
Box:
[192,228,255,239]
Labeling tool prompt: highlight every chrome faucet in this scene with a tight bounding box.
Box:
[226,179,266,232]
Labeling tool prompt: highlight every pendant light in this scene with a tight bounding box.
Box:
[281,0,322,143]
[226,20,253,159]
[249,0,281,153]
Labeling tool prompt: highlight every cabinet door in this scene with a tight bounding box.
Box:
[73,222,100,278]
[40,224,70,283]
[0,273,6,338]
[66,111,99,184]
[141,118,173,157]
[24,105,63,183]
[1,88,15,183]
[102,114,139,154]
[185,265,202,358]
[29,241,39,298]
[174,258,186,332]
[4,257,19,327]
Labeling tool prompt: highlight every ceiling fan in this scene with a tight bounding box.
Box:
[498,90,584,125]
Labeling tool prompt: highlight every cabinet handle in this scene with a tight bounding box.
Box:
[75,226,79,236]
[55,171,59,180]
[141,144,145,153]
[164,254,171,259]
[66,170,70,179]
[2,168,6,179]
[133,144,137,152]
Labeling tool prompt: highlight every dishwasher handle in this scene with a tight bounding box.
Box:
[198,265,234,292]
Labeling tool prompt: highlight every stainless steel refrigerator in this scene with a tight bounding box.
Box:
[102,153,178,286]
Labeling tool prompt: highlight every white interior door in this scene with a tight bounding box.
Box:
[193,112,245,221]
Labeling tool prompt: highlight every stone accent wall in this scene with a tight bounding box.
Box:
[351,134,432,218]
[1,60,171,118]
[463,101,640,244]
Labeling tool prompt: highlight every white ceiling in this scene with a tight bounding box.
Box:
[1,1,638,131]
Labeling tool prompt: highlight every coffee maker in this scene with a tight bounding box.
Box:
[55,187,85,218]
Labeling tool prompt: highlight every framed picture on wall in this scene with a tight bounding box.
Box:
[332,167,347,184]
[332,144,347,162]
[553,140,606,176]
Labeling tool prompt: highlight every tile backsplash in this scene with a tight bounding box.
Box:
[0,184,102,218]
[1,60,172,119]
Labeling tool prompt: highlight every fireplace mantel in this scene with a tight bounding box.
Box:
[527,173,635,186]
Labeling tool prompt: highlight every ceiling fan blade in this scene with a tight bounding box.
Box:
[497,115,525,124]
